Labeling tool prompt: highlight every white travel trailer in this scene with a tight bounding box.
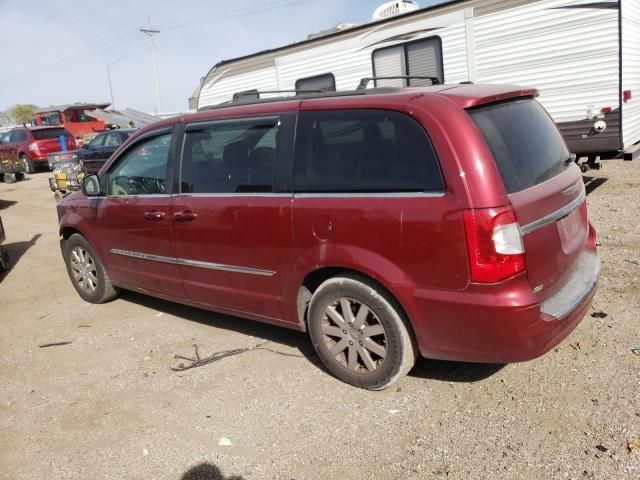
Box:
[196,0,640,161]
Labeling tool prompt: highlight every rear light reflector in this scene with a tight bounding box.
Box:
[600,106,612,114]
[623,90,632,103]
[463,206,525,283]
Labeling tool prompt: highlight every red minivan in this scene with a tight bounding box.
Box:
[0,126,76,173]
[57,84,599,390]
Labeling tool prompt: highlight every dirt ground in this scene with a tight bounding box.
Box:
[0,161,639,480]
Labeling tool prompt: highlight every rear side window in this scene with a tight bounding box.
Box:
[294,109,443,193]
[469,99,570,193]
[31,128,72,140]
[180,117,279,194]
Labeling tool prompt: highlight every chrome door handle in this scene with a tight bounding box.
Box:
[173,210,198,222]
[143,211,165,221]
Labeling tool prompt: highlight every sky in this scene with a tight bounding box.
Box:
[0,0,441,115]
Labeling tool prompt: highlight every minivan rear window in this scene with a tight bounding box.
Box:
[31,128,72,140]
[469,99,570,193]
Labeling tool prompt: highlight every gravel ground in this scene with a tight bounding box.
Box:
[0,162,639,480]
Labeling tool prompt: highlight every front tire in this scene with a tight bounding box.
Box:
[307,274,417,390]
[63,234,119,303]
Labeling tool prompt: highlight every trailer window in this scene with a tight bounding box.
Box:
[232,89,260,102]
[295,73,336,94]
[294,109,443,193]
[372,36,443,87]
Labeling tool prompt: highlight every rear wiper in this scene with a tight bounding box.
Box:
[564,153,577,165]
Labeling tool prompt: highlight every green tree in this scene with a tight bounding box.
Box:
[8,104,36,125]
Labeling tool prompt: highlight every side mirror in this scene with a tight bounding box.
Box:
[82,174,101,197]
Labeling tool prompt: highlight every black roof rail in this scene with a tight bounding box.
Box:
[357,76,441,90]
[197,87,402,112]
[232,89,325,102]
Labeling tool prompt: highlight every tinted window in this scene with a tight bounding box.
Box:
[8,130,22,143]
[181,117,279,194]
[31,128,72,140]
[294,110,443,193]
[108,133,171,195]
[295,73,336,94]
[469,99,570,193]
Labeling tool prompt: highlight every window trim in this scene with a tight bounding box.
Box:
[294,73,336,94]
[371,35,444,87]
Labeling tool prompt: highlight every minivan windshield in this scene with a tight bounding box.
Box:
[469,98,570,193]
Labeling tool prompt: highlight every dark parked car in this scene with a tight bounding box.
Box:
[57,84,599,390]
[77,129,136,174]
[0,126,76,173]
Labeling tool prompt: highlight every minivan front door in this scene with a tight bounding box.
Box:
[96,130,184,297]
[170,114,295,320]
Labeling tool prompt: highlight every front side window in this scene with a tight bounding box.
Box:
[181,117,279,194]
[107,133,171,195]
[372,36,443,87]
[0,133,9,144]
[294,109,444,193]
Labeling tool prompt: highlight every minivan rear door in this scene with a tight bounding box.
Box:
[469,99,594,306]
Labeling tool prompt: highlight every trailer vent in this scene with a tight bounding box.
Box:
[372,1,420,20]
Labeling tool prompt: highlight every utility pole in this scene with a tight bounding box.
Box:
[140,17,163,115]
[106,57,125,110]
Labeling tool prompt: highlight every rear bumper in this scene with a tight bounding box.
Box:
[400,249,599,364]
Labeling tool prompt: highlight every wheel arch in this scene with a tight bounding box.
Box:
[296,266,416,343]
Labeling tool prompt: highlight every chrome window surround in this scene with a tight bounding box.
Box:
[293,191,445,198]
[110,249,275,277]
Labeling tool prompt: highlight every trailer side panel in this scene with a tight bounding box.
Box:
[621,0,640,150]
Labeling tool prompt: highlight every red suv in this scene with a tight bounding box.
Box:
[0,126,76,173]
[57,84,599,389]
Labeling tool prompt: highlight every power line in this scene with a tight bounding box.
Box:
[159,0,321,30]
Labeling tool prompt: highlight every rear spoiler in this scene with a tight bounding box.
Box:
[439,85,539,109]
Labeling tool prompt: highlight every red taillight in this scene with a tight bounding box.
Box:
[463,207,525,283]
[600,106,612,114]
[623,90,632,103]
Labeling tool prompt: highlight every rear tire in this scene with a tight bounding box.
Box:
[307,274,417,390]
[0,247,9,272]
[63,233,119,303]
[20,155,34,174]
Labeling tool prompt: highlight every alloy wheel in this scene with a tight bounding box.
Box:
[69,246,98,293]
[320,297,388,373]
